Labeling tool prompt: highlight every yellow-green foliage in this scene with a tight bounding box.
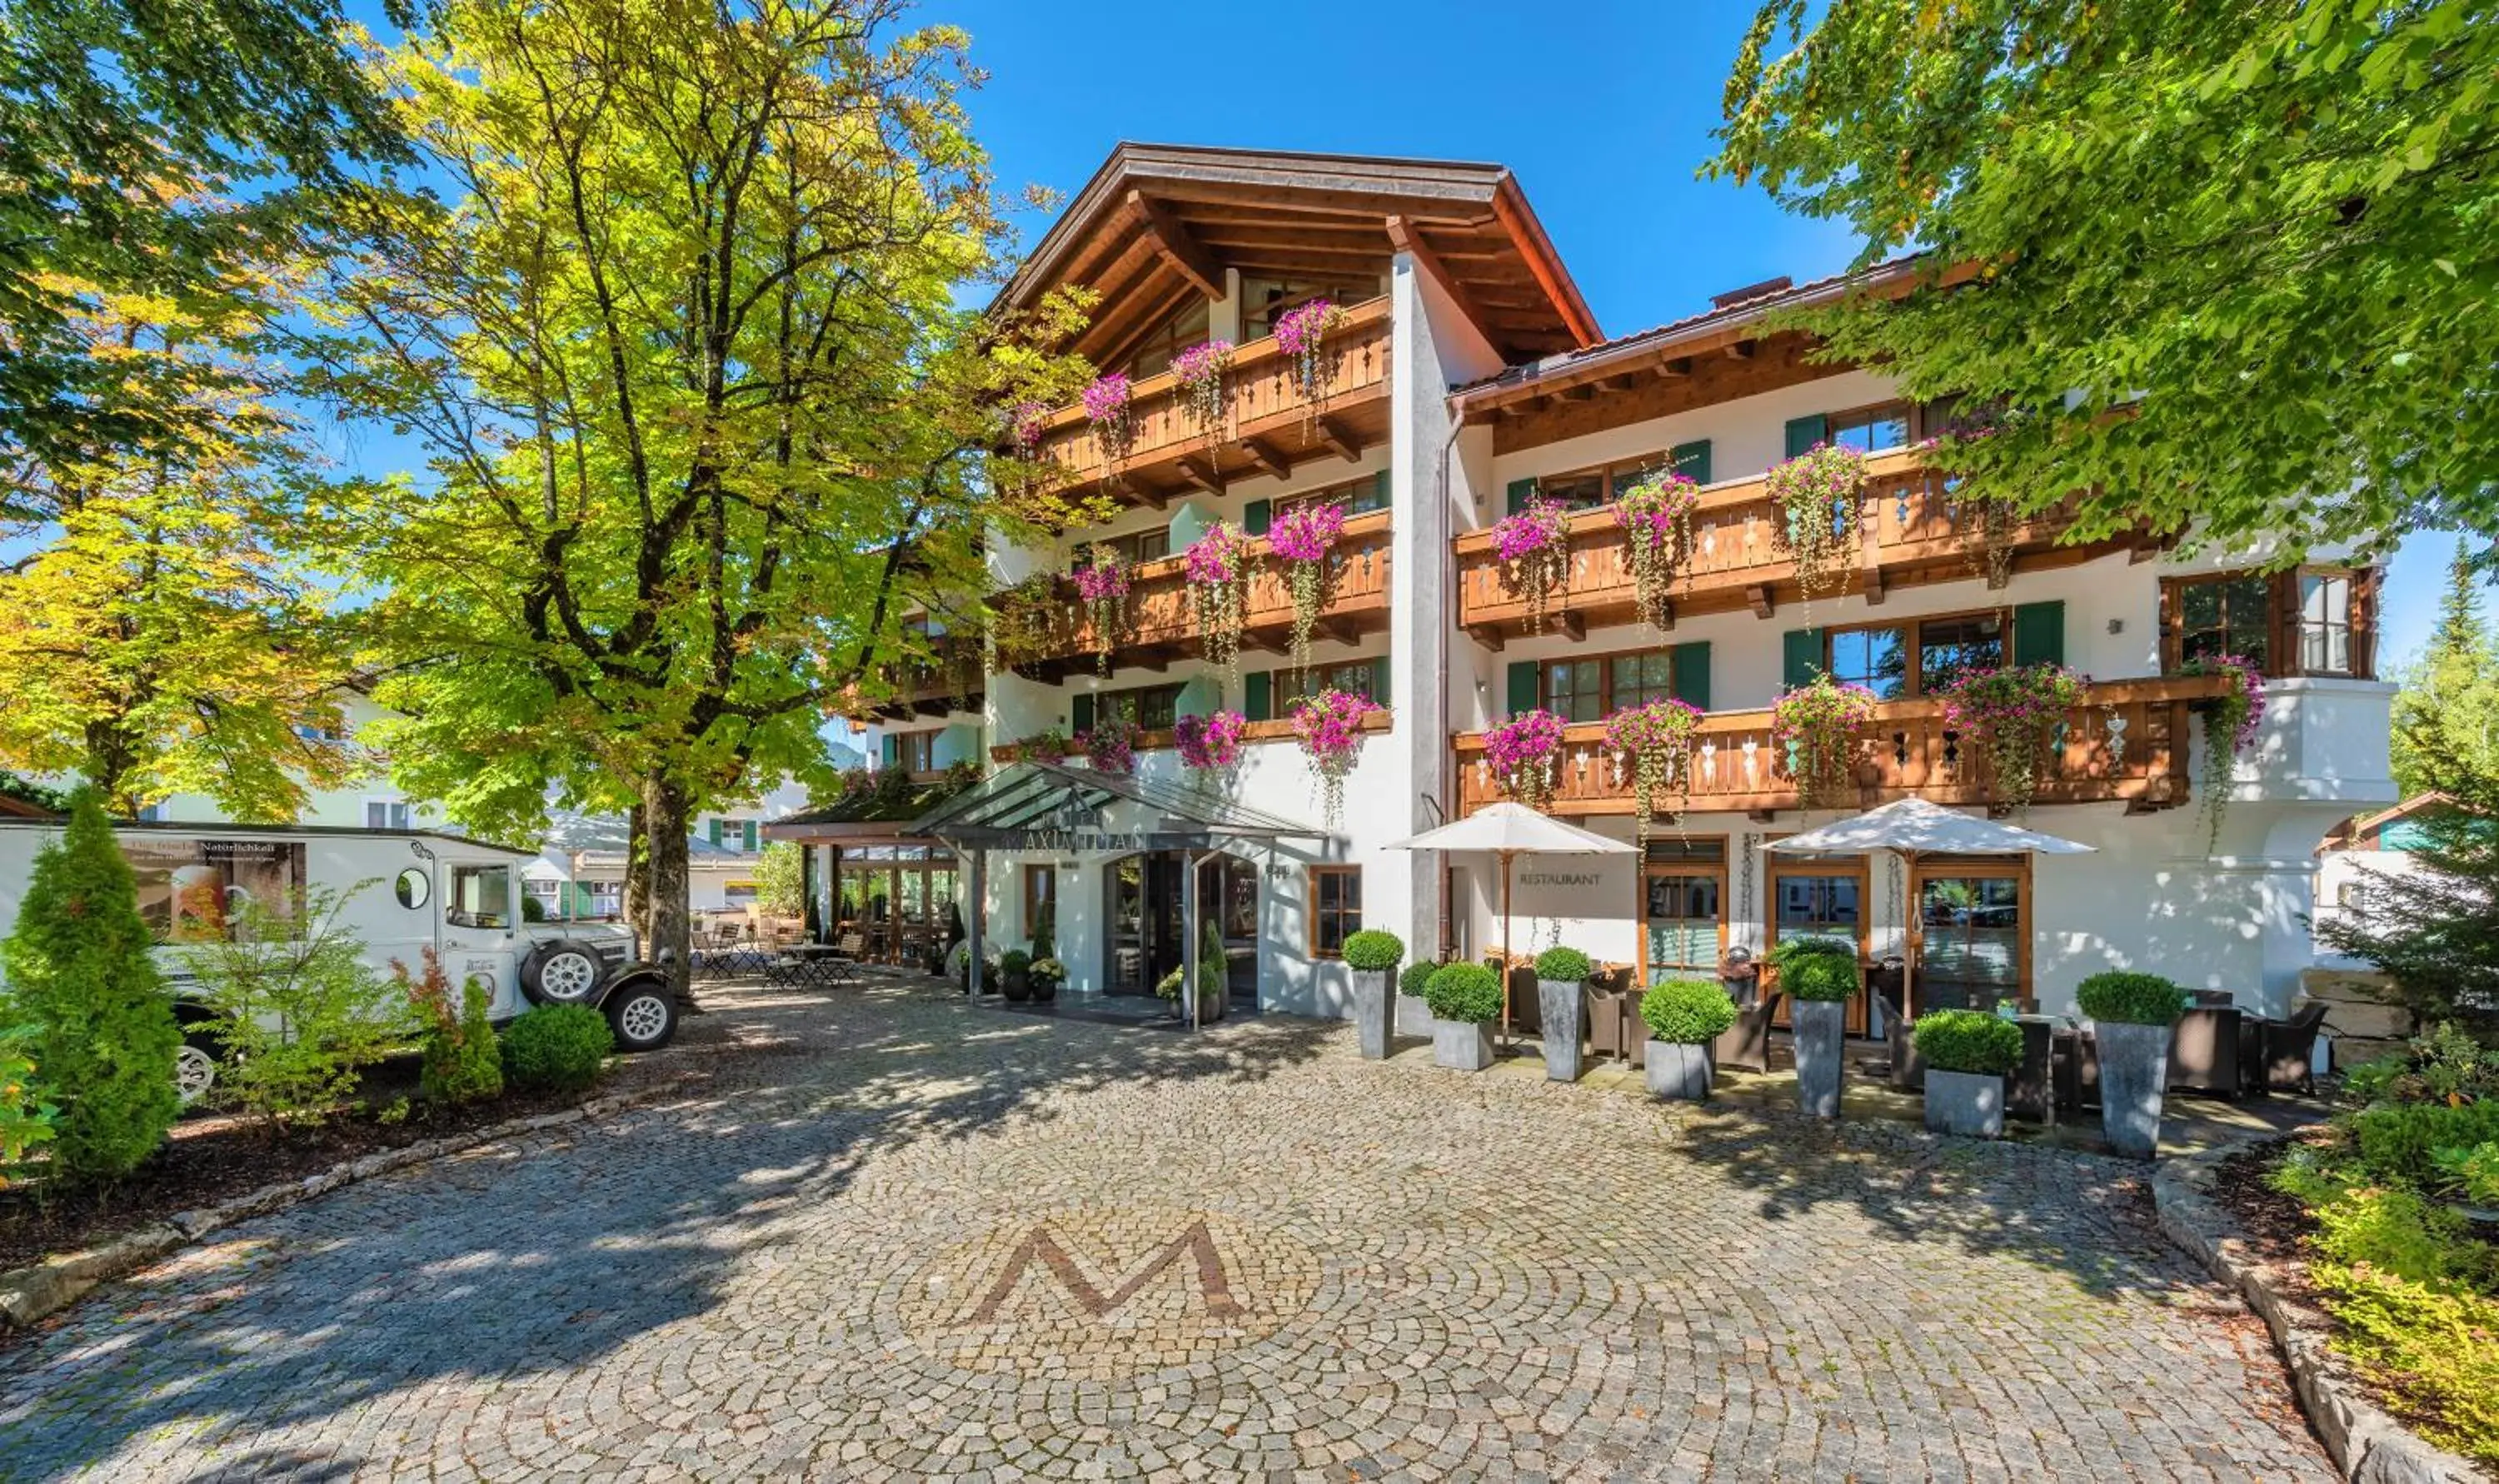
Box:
[2302,1185,2499,1469]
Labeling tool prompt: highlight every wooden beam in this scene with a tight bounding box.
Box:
[1558,610,1587,642]
[1385,214,1496,351]
[1125,191,1223,301]
[1125,481,1173,511]
[1314,416,1362,462]
[1320,617,1364,646]
[1661,357,1692,377]
[1467,624,1506,653]
[1724,340,1756,360]
[1240,630,1284,655]
[1558,382,1594,401]
[1175,456,1225,495]
[1130,646,1169,674]
[1861,565,1887,605]
[1746,584,1776,620]
[1240,438,1291,479]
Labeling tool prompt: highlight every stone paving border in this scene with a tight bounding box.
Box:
[2152,1139,2482,1484]
[0,1088,661,1332]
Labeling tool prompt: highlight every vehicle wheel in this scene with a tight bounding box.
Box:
[606,984,677,1052]
[522,942,603,1005]
[174,1040,218,1107]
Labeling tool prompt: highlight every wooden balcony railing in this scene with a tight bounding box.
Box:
[846,634,985,720]
[1452,674,2237,818]
[990,709,1392,764]
[1453,446,2127,640]
[1027,298,1394,506]
[1005,511,1394,677]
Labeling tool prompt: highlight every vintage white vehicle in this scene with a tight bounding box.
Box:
[0,819,679,1103]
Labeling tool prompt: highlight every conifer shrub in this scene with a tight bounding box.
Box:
[397,949,504,1105]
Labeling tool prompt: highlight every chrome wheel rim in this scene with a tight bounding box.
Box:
[541,952,597,1002]
[616,993,669,1043]
[175,1044,216,1105]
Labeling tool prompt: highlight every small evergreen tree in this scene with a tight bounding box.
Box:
[2392,543,2499,801]
[0,789,180,1182]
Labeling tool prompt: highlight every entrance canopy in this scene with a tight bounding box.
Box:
[1767,798,2094,858]
[907,760,1329,853]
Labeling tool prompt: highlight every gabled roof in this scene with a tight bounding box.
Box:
[996,143,1599,363]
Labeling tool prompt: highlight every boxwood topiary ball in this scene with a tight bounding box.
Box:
[1912,1008,2024,1076]
[1423,963,1504,1024]
[1341,929,1405,974]
[1533,946,1593,984]
[1641,979,1738,1044]
[2074,971,2189,1026]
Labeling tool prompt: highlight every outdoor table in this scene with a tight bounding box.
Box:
[770,944,858,992]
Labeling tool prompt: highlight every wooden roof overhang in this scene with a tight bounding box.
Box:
[994,143,1601,369]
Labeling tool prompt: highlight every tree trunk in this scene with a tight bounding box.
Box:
[625,802,651,942]
[638,778,693,1003]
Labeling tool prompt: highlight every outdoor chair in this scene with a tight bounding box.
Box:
[2257,1001,2329,1094]
[1586,974,1643,1067]
[2169,1004,2247,1098]
[1713,989,1783,1075]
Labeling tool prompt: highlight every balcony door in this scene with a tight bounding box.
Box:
[1909,858,2028,1015]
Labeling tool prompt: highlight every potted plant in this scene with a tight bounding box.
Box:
[1532,946,1594,1082]
[2078,970,2189,1158]
[1341,928,1404,1060]
[1028,957,1065,1003]
[1423,963,1502,1072]
[1000,948,1032,1003]
[1770,936,1859,1118]
[1640,979,1739,1101]
[1155,915,1228,1025]
[1913,1009,2024,1138]
[1398,959,1440,1037]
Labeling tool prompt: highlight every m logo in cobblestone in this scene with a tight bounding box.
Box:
[970,1218,1240,1321]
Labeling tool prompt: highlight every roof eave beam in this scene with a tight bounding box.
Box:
[1125,191,1224,301]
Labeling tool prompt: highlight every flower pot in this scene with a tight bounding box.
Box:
[1395,987,1434,1037]
[1029,977,1059,1003]
[1537,979,1584,1081]
[1791,999,1846,1118]
[1001,970,1031,1003]
[1923,1068,2005,1139]
[1645,1040,1713,1101]
[1433,1018,1494,1071]
[2095,1020,2172,1158]
[1351,969,1394,1060]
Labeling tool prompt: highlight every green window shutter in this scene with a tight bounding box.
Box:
[1505,660,1539,718]
[1071,693,1095,734]
[1505,477,1538,515]
[707,818,724,846]
[1368,655,1391,705]
[1243,671,1271,721]
[1366,468,1391,513]
[1669,439,1712,485]
[1669,640,1712,711]
[1783,414,1828,459]
[744,820,759,851]
[1242,499,1271,536]
[879,734,899,769]
[2013,600,2067,668]
[1781,628,1824,690]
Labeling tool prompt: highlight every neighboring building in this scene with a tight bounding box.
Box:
[789,142,2396,1022]
[2313,792,2473,959]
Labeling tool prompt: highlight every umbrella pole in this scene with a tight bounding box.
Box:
[1499,849,1515,1055]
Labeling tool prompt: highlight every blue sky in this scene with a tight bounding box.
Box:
[326,0,2452,665]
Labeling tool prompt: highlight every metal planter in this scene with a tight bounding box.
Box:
[1538,979,1584,1082]
[1645,1040,1713,1101]
[1352,969,1394,1060]
[1923,1068,2006,1139]
[1433,1018,1495,1072]
[2096,1021,2172,1158]
[1792,999,1846,1119]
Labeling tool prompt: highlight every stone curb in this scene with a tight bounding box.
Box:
[2150,1140,2482,1484]
[0,1088,652,1332]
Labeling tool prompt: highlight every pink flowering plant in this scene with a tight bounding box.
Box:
[1289,686,1379,826]
[1274,298,1348,416]
[1081,715,1138,775]
[1604,697,1704,844]
[1491,496,1573,632]
[1770,672,1879,809]
[1483,707,1567,809]
[1615,471,1700,631]
[1269,499,1348,675]
[1170,339,1234,437]
[1008,399,1048,454]
[1081,372,1134,474]
[1072,545,1130,675]
[1766,442,1868,598]
[1184,521,1254,682]
[1175,709,1248,772]
[1937,663,2088,814]
[2178,653,2267,846]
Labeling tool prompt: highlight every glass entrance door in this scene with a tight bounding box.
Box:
[1912,867,2025,1014]
[1643,871,1723,988]
[1768,861,1868,1033]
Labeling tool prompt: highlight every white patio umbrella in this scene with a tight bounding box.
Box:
[1384,802,1635,1048]
[1768,798,2092,1022]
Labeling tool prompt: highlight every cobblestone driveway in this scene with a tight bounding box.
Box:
[0,979,2327,1482]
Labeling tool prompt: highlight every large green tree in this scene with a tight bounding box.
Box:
[299,0,1089,993]
[2392,542,2499,799]
[0,0,408,504]
[1710,1,2496,550]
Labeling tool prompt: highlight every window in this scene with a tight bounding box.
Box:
[1279,471,1389,519]
[1534,647,1679,719]
[2172,573,2274,672]
[1083,527,1169,569]
[1309,866,1362,957]
[523,878,561,912]
[2301,571,2356,675]
[897,731,938,773]
[1823,611,2009,699]
[1608,651,1675,710]
[1544,657,1604,723]
[135,802,167,823]
[1277,660,1386,710]
[1519,454,1673,515]
[1827,403,1911,455]
[586,880,623,918]
[365,799,412,830]
[1828,625,1910,699]
[1126,298,1211,381]
[1024,864,1055,944]
[1098,682,1184,730]
[1242,276,1378,342]
[447,864,512,929]
[1915,614,2005,694]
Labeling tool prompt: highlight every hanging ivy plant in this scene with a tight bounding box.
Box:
[1490,496,1572,633]
[1770,673,1879,809]
[1766,441,1867,600]
[1071,545,1130,676]
[990,572,1063,673]
[1183,520,1254,685]
[1081,372,1134,479]
[1615,471,1699,630]
[2178,655,2266,848]
[1290,687,1379,828]
[1483,708,1568,809]
[1604,698,1704,845]
[1936,662,2089,814]
[1274,298,1347,426]
[1170,338,1234,441]
[1269,499,1347,678]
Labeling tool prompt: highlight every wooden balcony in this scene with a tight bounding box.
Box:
[847,634,985,720]
[1451,674,2237,819]
[1006,510,1394,679]
[1028,297,1394,508]
[1453,446,2142,642]
[989,709,1392,764]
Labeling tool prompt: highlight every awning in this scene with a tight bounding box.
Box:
[906,760,1328,852]
[762,770,981,844]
